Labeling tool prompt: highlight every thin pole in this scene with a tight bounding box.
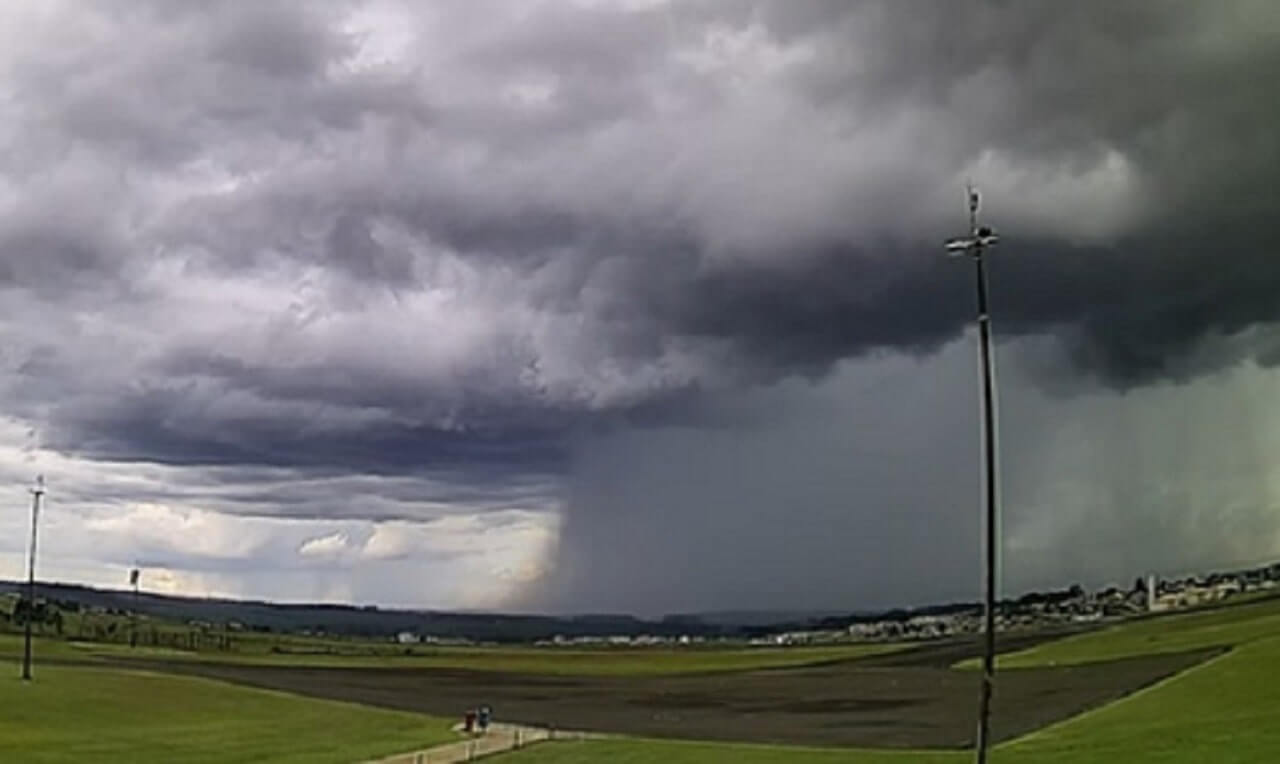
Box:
[973,247,998,761]
[968,187,999,763]
[22,476,45,681]
[131,578,139,648]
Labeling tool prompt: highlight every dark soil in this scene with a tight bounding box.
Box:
[115,639,1221,749]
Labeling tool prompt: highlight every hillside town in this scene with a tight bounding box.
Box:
[524,560,1280,648]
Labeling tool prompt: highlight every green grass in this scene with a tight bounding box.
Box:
[7,620,1277,764]
[491,636,1280,763]
[489,738,960,763]
[0,664,456,763]
[0,632,904,676]
[6,595,1280,762]
[0,634,199,664]
[994,635,1280,763]
[2,590,909,676]
[490,598,1280,763]
[177,642,906,675]
[0,633,89,660]
[962,595,1280,669]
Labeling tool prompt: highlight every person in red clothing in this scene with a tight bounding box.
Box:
[463,709,477,733]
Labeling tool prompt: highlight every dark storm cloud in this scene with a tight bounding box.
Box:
[44,394,568,476]
[675,247,971,374]
[527,351,985,616]
[668,0,1280,386]
[49,460,557,524]
[270,1,1280,385]
[527,336,1280,616]
[1,0,1277,537]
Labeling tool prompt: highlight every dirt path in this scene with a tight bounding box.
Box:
[361,723,595,763]
[115,645,1219,749]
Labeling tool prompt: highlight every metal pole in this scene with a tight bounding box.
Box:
[129,565,142,647]
[131,579,139,648]
[947,187,1001,762]
[964,186,999,763]
[22,476,45,681]
[973,245,998,763]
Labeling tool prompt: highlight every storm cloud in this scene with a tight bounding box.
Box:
[0,0,1278,611]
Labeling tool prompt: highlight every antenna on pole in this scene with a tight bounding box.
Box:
[967,182,980,236]
[944,187,1002,764]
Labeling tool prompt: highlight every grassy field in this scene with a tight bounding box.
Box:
[491,738,961,763]
[0,632,905,676]
[3,597,1277,762]
[489,638,1280,763]
[489,600,1280,763]
[170,642,907,675]
[6,632,1274,764]
[0,664,456,763]
[0,634,214,665]
[965,595,1280,669]
[994,635,1279,763]
[3,590,910,676]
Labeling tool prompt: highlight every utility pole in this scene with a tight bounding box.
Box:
[945,186,1001,763]
[130,565,141,648]
[22,475,45,681]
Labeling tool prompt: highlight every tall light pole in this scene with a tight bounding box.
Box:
[22,475,45,681]
[130,564,141,648]
[945,186,1001,763]
[128,563,140,647]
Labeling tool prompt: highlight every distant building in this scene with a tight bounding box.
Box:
[396,631,421,644]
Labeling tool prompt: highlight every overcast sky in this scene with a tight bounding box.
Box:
[1,0,1278,615]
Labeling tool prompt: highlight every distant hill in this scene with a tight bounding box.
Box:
[0,580,745,642]
[0,579,1003,642]
[11,580,1115,643]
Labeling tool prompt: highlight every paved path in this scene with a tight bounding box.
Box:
[363,723,597,764]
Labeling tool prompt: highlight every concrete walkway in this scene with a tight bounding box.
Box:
[363,723,597,764]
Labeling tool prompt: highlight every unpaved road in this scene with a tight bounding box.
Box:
[115,637,1220,749]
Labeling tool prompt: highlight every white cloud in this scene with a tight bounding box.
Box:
[361,522,420,561]
[0,420,557,609]
[298,531,353,559]
[957,147,1145,243]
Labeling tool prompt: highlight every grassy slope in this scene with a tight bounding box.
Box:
[997,635,1280,763]
[490,600,1280,763]
[491,638,1280,763]
[0,664,456,764]
[0,633,904,676]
